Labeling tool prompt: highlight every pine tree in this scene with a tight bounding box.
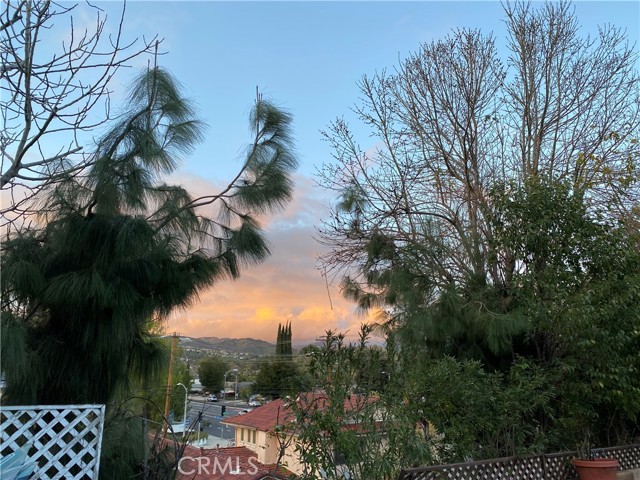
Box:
[0,66,298,406]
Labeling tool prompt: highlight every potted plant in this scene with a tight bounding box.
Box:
[571,434,619,480]
[571,457,619,480]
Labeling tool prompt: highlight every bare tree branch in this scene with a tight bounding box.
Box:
[1,0,160,227]
[316,1,640,313]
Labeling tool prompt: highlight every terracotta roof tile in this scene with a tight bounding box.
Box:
[176,445,292,480]
[221,399,293,432]
[221,393,379,433]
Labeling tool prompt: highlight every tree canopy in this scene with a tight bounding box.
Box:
[254,323,305,398]
[1,1,159,226]
[198,355,228,393]
[316,0,640,456]
[276,322,293,357]
[1,65,298,406]
[0,3,298,478]
[318,2,639,310]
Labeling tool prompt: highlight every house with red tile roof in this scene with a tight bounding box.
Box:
[176,444,292,480]
[220,398,299,474]
[220,392,380,477]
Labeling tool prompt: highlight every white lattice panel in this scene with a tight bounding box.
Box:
[1,404,105,479]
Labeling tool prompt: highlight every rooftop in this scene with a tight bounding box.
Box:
[221,392,379,433]
[221,398,293,432]
[176,445,291,480]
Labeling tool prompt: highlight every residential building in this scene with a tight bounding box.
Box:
[221,393,380,477]
[176,445,291,480]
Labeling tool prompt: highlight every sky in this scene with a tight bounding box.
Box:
[58,1,640,344]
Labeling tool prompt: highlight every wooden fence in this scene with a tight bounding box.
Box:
[398,444,640,480]
[592,444,640,471]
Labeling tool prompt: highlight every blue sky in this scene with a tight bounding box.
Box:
[75,1,640,342]
[110,1,640,181]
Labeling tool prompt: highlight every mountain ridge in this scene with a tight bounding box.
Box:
[179,335,275,356]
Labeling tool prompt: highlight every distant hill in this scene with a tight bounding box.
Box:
[179,336,275,357]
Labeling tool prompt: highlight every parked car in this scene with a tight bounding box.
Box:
[248,399,261,407]
[208,394,218,402]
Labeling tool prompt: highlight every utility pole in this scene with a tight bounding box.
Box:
[162,332,178,437]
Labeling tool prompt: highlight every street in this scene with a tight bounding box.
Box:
[184,397,251,442]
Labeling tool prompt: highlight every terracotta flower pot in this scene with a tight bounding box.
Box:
[571,458,619,480]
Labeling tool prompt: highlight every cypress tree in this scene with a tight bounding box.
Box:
[275,322,292,358]
[285,322,293,357]
[276,324,283,356]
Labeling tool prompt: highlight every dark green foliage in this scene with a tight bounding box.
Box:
[236,103,297,213]
[171,361,193,421]
[99,412,148,478]
[0,314,30,392]
[308,178,639,470]
[198,355,228,392]
[0,65,297,411]
[401,178,640,454]
[0,201,199,404]
[275,321,293,357]
[399,355,554,462]
[99,399,186,480]
[292,329,432,480]
[255,323,301,398]
[130,348,192,426]
[253,359,304,399]
[317,0,639,461]
[276,324,282,356]
[303,326,388,394]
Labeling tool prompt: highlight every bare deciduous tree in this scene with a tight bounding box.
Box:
[317,1,639,312]
[1,0,159,226]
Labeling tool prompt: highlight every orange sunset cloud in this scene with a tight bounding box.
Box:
[167,174,374,345]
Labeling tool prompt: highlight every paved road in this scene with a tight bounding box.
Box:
[184,398,252,441]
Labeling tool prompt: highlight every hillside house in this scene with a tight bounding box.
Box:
[176,445,291,480]
[221,393,381,476]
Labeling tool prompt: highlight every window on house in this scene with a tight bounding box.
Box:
[240,428,244,441]
[252,430,256,444]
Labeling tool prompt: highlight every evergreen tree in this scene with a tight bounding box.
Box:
[275,324,283,356]
[256,322,300,398]
[275,321,293,358]
[0,66,298,406]
[286,322,293,356]
[198,356,228,393]
[253,359,302,399]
